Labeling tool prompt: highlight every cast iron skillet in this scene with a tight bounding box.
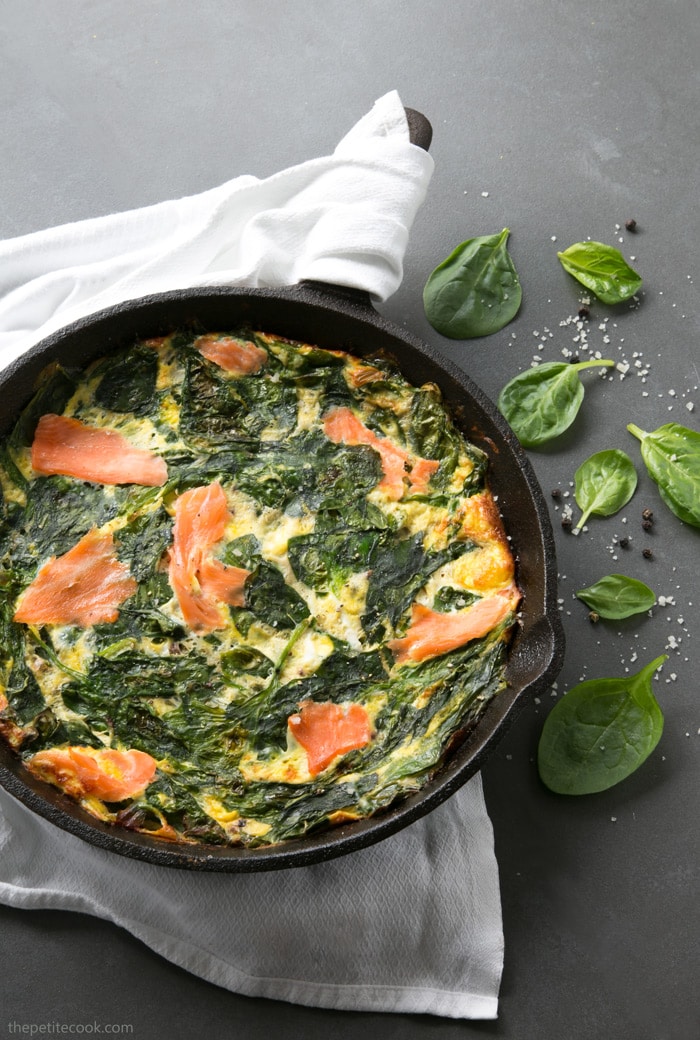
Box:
[0,111,565,870]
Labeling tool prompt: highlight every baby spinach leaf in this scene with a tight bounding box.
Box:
[574,449,637,531]
[576,574,656,619]
[423,229,522,339]
[498,359,615,448]
[557,241,642,304]
[537,655,667,795]
[627,422,700,527]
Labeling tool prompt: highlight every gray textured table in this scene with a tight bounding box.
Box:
[1,3,698,1038]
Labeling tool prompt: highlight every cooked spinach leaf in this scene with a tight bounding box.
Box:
[94,344,158,416]
[0,477,122,578]
[115,505,172,581]
[288,528,382,594]
[179,353,296,448]
[5,366,77,457]
[363,534,472,641]
[433,586,480,612]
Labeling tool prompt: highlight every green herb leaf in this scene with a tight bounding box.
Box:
[537,655,667,795]
[574,449,637,531]
[627,422,700,527]
[498,359,615,448]
[557,241,642,304]
[423,229,522,339]
[576,574,656,619]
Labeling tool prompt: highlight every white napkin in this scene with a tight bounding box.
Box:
[0,90,504,1020]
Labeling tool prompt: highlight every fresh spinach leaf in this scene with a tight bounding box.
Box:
[537,655,666,795]
[627,422,700,527]
[557,241,642,304]
[423,229,522,339]
[576,574,656,619]
[498,359,615,448]
[574,449,637,531]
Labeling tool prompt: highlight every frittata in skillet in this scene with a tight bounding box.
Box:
[0,329,520,847]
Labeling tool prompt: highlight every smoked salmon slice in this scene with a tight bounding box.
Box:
[31,414,168,487]
[288,700,372,776]
[27,746,157,802]
[13,529,137,626]
[195,334,268,375]
[323,407,439,500]
[168,482,250,633]
[388,587,520,665]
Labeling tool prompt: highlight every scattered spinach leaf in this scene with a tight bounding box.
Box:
[574,449,637,531]
[557,241,642,304]
[537,655,667,795]
[576,574,656,620]
[498,359,615,448]
[423,229,522,339]
[627,422,700,527]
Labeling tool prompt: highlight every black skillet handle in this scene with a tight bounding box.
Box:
[297,106,432,309]
[404,107,433,151]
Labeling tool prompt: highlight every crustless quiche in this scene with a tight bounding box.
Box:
[0,329,520,846]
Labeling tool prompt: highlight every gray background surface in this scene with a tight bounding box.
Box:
[1,2,698,1038]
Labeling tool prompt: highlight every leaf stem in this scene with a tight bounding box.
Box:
[627,423,647,441]
[574,508,592,533]
[572,359,615,372]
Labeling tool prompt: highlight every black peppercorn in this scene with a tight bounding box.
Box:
[569,354,580,364]
[642,508,654,522]
[588,611,600,624]
[642,519,653,532]
[577,306,590,320]
[642,548,653,559]
[551,488,562,500]
[561,516,572,531]
[625,219,638,232]
[619,536,630,548]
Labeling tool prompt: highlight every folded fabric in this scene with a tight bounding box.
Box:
[0,780,503,1020]
[0,91,433,367]
[0,90,504,1019]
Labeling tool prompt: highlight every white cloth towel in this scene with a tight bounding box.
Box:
[0,90,504,1019]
